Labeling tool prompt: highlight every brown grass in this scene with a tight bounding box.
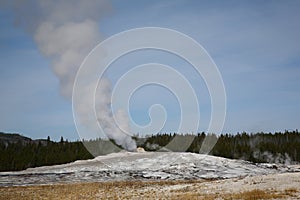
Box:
[0,181,299,200]
[0,180,202,200]
[168,188,299,200]
[227,189,285,200]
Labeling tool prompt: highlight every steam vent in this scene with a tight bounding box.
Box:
[136,147,145,152]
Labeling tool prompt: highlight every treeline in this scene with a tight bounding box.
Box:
[0,137,93,171]
[0,130,299,171]
[141,130,300,164]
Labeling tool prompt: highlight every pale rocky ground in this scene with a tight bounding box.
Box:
[1,152,300,199]
[1,152,299,186]
[200,172,300,195]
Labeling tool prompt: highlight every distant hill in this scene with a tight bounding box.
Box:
[0,132,47,147]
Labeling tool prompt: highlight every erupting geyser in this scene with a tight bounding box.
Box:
[8,0,137,151]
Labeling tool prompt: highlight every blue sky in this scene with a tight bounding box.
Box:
[0,0,300,140]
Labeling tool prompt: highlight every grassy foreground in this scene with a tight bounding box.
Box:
[0,179,298,200]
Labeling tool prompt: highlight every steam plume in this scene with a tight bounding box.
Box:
[9,0,137,151]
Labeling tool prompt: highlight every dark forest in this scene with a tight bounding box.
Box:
[1,130,299,171]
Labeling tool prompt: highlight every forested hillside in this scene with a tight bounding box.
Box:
[142,130,300,164]
[0,133,93,171]
[0,130,299,172]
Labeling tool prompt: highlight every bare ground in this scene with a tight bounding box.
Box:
[1,172,299,200]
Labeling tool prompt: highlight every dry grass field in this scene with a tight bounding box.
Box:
[1,172,299,199]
